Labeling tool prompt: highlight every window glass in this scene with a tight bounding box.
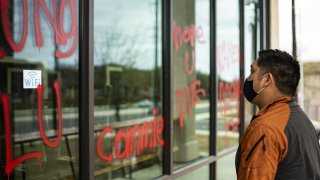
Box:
[176,165,209,180]
[0,0,79,179]
[172,0,210,169]
[216,0,240,151]
[244,2,257,127]
[216,151,237,179]
[93,0,163,179]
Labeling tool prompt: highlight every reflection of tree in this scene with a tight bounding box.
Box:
[94,66,160,107]
[93,17,158,113]
[94,21,145,67]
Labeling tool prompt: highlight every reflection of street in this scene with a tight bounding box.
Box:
[5,95,239,179]
[195,100,239,131]
[12,105,152,135]
[10,99,239,159]
[11,99,239,138]
[10,100,237,134]
[194,99,239,152]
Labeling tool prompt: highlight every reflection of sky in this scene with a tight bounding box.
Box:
[217,0,240,82]
[8,0,245,76]
[94,0,211,74]
[195,0,210,74]
[94,0,161,69]
[244,3,255,78]
[279,0,320,62]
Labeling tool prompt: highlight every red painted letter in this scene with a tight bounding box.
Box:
[114,130,129,159]
[1,94,42,178]
[97,127,113,163]
[184,49,195,75]
[1,0,28,51]
[37,81,62,147]
[177,90,187,128]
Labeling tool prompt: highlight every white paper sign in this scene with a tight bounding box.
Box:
[23,70,41,89]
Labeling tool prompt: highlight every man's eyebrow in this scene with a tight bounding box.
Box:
[250,64,253,70]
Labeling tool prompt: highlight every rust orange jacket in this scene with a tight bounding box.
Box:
[235,96,320,180]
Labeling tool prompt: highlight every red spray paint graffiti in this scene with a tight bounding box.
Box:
[0,0,77,58]
[0,0,28,52]
[219,80,241,145]
[97,109,164,163]
[0,48,4,59]
[173,22,207,128]
[97,127,113,162]
[173,23,205,51]
[216,41,242,145]
[217,41,240,72]
[37,81,62,147]
[177,80,206,128]
[1,94,43,179]
[184,49,195,75]
[0,81,62,178]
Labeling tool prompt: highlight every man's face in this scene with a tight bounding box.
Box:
[246,60,267,103]
[247,60,260,81]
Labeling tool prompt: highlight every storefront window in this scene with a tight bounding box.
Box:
[93,0,163,179]
[172,0,210,169]
[0,0,272,179]
[0,0,79,179]
[216,0,240,152]
[244,2,257,126]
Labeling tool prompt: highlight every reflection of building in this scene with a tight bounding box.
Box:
[304,62,320,121]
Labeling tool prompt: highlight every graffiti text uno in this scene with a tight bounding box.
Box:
[0,0,77,58]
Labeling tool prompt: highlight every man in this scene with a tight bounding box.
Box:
[236,49,320,179]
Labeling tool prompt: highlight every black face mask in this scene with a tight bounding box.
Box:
[243,79,257,102]
[243,74,268,102]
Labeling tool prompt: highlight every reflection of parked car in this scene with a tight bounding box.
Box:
[136,99,162,115]
[138,99,153,108]
[137,99,155,114]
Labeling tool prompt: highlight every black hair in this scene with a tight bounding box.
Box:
[257,49,300,96]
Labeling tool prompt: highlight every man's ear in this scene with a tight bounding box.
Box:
[264,73,272,86]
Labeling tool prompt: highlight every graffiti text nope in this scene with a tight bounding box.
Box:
[173,22,207,128]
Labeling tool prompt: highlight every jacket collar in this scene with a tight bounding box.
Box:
[252,96,293,120]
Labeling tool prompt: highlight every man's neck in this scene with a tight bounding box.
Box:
[257,92,287,110]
